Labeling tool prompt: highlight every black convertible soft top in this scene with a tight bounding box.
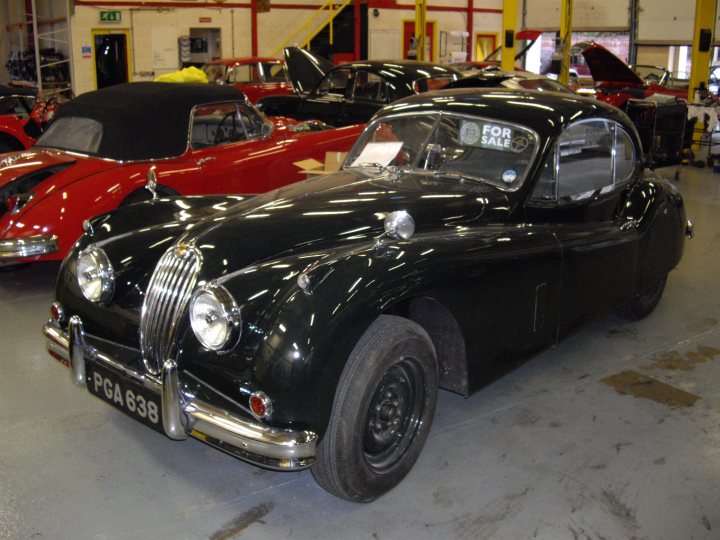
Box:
[47,82,246,161]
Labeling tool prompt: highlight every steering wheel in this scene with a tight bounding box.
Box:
[214,111,237,145]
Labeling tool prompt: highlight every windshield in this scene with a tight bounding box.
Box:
[632,65,668,85]
[202,63,229,83]
[345,112,538,190]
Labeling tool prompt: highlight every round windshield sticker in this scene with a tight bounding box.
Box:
[510,136,529,153]
[460,122,481,145]
[502,169,517,184]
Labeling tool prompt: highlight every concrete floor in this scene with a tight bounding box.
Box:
[1,165,718,540]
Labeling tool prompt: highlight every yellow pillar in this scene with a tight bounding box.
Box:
[688,0,716,102]
[558,0,573,85]
[500,0,517,71]
[415,0,427,61]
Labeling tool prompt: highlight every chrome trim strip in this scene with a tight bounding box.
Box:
[43,321,70,362]
[0,235,58,258]
[68,316,86,387]
[42,319,317,470]
[186,400,317,469]
[161,359,188,440]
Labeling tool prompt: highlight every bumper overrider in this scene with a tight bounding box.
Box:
[0,235,58,259]
[42,316,317,471]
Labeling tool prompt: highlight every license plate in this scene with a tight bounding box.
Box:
[86,361,163,434]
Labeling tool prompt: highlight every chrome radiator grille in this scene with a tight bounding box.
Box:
[140,243,201,375]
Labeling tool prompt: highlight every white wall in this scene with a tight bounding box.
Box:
[3,0,720,94]
[524,0,631,31]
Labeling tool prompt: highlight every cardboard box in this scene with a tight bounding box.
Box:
[294,152,347,176]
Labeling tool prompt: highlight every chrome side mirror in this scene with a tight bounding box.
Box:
[384,210,415,240]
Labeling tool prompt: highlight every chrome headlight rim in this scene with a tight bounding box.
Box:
[76,246,115,303]
[189,283,242,352]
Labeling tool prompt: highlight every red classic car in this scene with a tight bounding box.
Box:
[0,82,363,267]
[575,42,689,107]
[0,84,57,153]
[201,57,294,103]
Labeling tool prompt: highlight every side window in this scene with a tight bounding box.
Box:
[352,71,389,102]
[191,102,256,148]
[317,69,351,96]
[614,128,635,184]
[530,119,636,203]
[262,63,288,82]
[557,120,613,201]
[228,65,258,84]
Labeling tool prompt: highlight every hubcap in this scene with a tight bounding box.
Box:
[363,357,425,473]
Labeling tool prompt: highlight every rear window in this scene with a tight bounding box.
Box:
[36,117,103,154]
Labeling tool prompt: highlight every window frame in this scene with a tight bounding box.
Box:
[528,118,638,205]
[189,101,265,149]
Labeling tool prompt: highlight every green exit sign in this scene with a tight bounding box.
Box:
[99,11,121,22]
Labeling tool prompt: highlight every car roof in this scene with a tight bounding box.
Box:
[50,82,246,161]
[0,84,36,97]
[336,60,460,81]
[207,57,284,66]
[376,88,635,138]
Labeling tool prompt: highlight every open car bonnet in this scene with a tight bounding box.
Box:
[574,42,644,86]
[284,46,335,94]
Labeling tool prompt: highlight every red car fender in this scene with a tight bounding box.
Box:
[0,117,36,151]
[2,164,159,261]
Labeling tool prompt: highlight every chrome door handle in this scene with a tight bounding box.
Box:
[619,220,638,231]
[196,157,217,166]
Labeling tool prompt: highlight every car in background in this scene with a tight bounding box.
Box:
[574,42,690,106]
[201,57,294,103]
[44,89,690,503]
[257,46,461,127]
[0,84,60,153]
[447,68,575,93]
[0,82,363,266]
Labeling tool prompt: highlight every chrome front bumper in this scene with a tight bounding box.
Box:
[0,235,58,258]
[42,318,317,471]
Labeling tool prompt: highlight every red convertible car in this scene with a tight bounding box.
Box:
[0,82,363,267]
[201,57,294,103]
[0,84,57,153]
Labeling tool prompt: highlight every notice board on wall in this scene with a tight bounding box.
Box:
[152,27,178,70]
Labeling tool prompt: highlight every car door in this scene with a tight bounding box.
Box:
[187,101,281,194]
[342,70,391,125]
[524,118,640,337]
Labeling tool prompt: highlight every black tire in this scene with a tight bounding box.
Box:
[312,315,438,502]
[619,276,667,320]
[0,141,16,154]
[0,261,29,272]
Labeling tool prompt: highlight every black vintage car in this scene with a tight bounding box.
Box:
[43,89,692,502]
[256,46,461,127]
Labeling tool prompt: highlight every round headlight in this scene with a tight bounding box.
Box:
[189,284,241,351]
[77,247,114,303]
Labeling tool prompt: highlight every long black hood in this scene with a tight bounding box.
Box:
[176,169,512,277]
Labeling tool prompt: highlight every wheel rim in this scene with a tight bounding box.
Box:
[362,357,426,473]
